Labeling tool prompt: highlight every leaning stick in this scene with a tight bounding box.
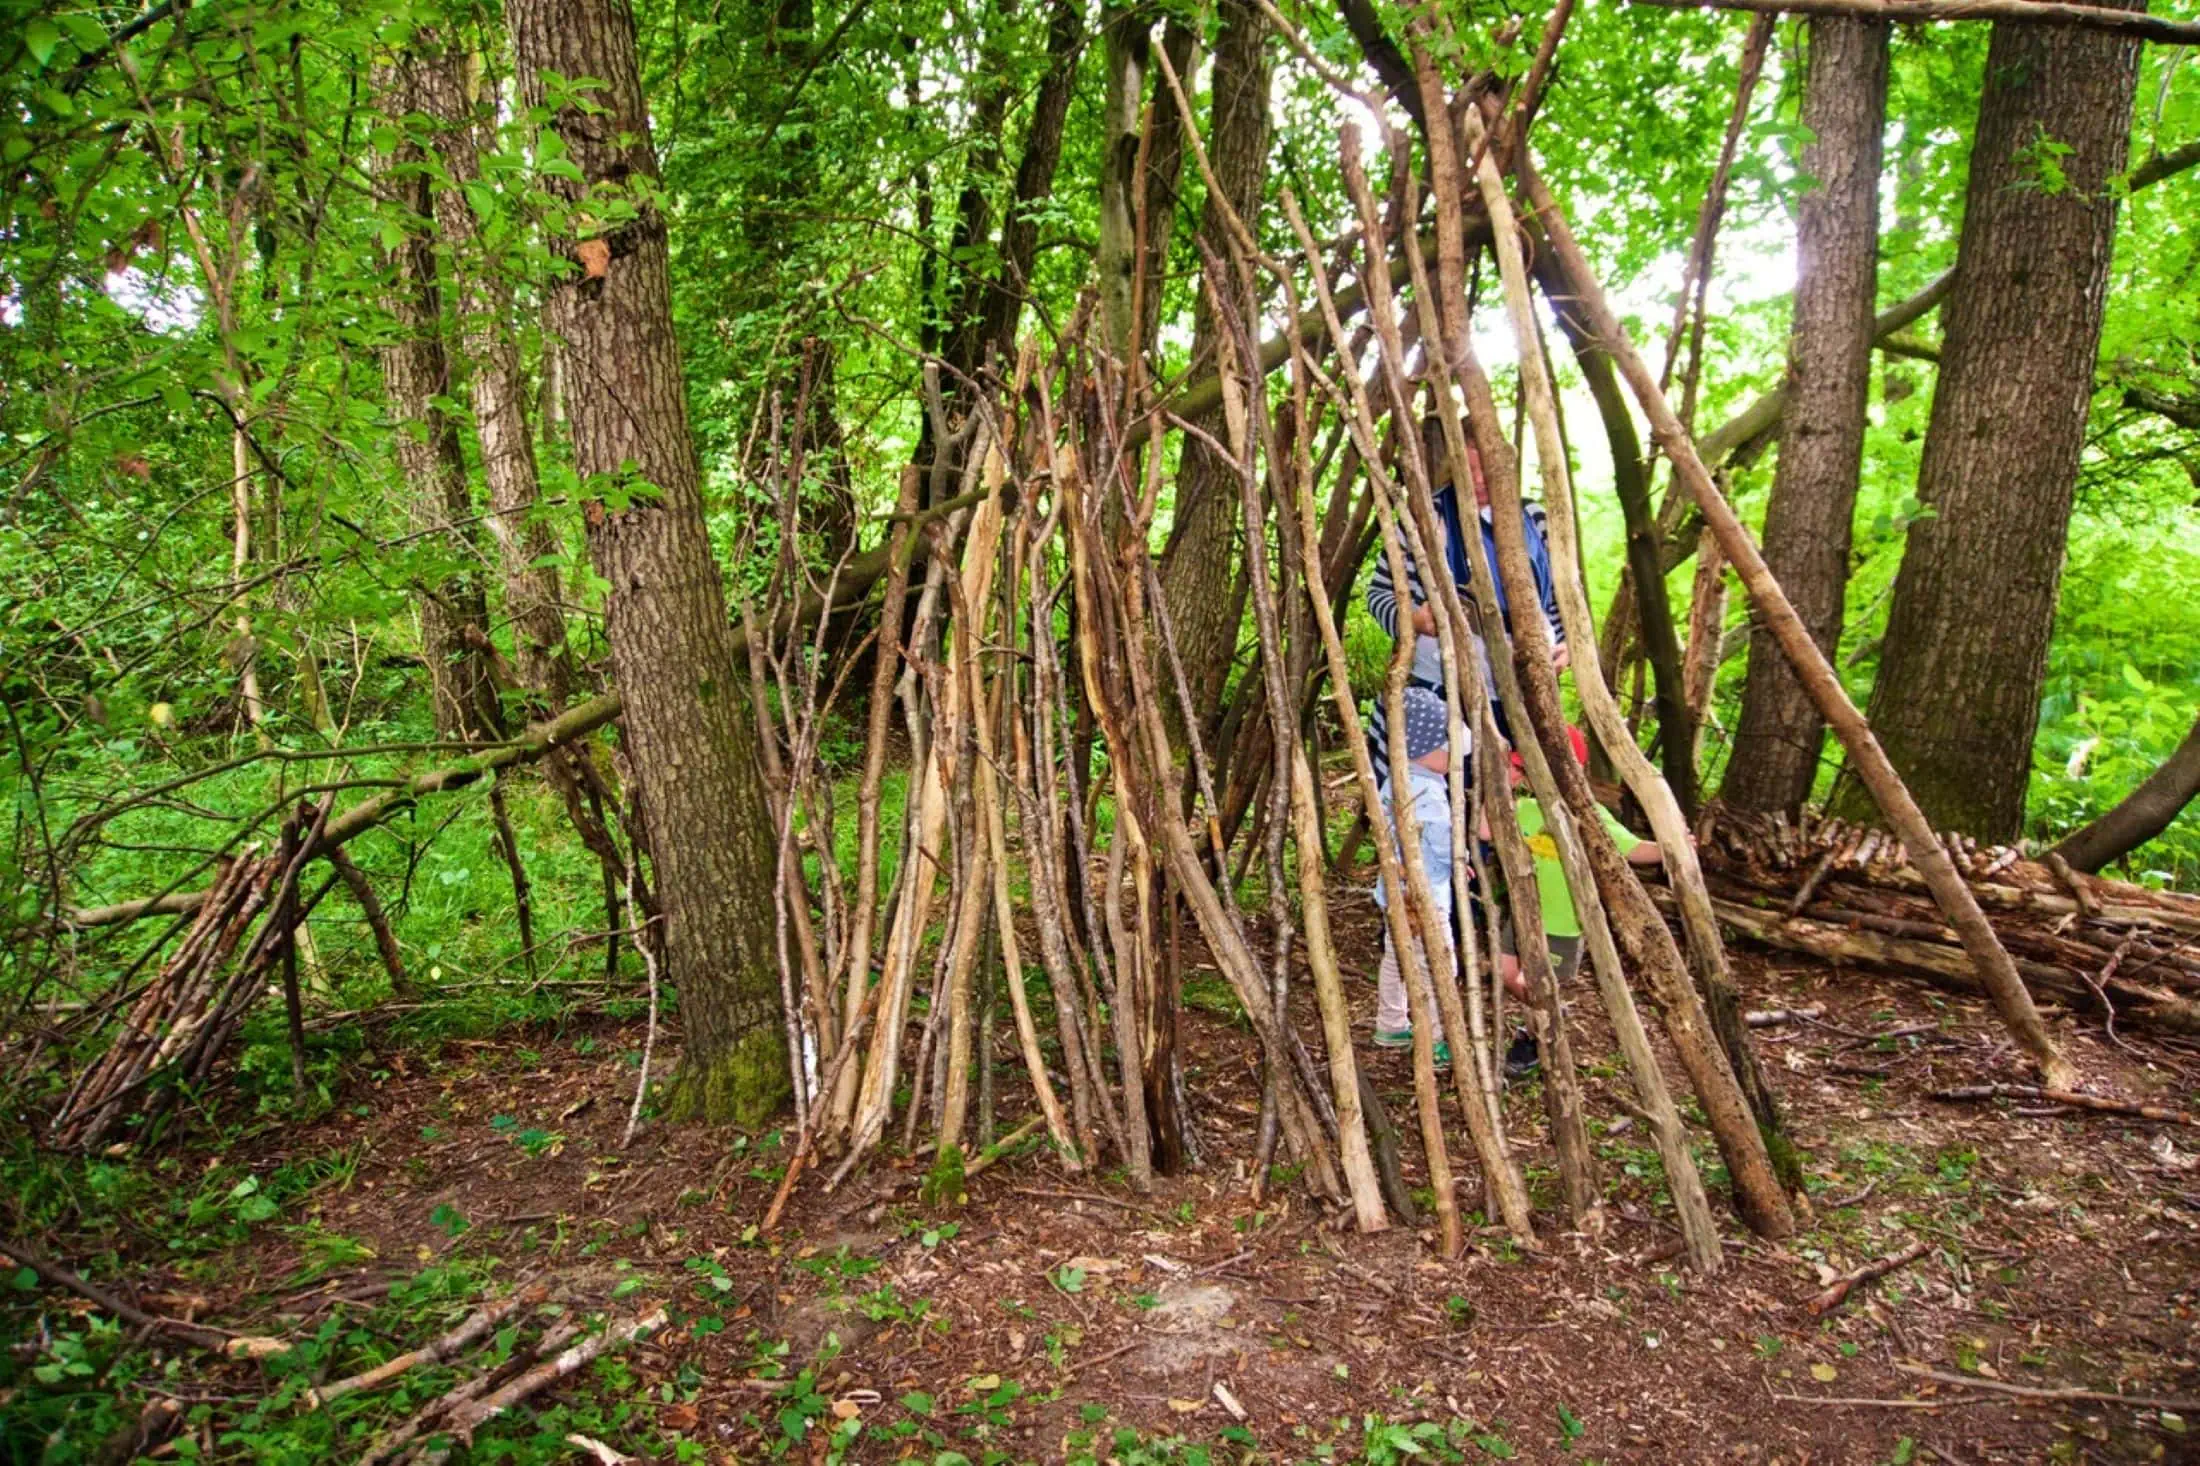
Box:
[309,1281,552,1407]
[1517,155,2077,1093]
[1807,1239,1930,1316]
[1456,93,1796,1242]
[1930,1084,2197,1126]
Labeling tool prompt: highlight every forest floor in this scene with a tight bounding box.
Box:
[13,903,2200,1465]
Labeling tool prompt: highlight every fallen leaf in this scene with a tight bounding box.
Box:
[659,1402,699,1431]
[830,1399,861,1420]
[1810,1363,1838,1383]
[1167,1398,1203,1414]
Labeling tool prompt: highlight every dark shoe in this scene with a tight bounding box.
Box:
[1503,1031,1540,1081]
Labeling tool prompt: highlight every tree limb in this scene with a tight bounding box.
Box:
[1628,0,2200,48]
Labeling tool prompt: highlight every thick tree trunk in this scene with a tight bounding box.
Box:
[1158,0,1272,739]
[1840,8,2141,840]
[513,0,790,1124]
[412,44,575,708]
[1726,17,1887,817]
[2051,710,2200,873]
[1097,7,1148,365]
[374,57,503,745]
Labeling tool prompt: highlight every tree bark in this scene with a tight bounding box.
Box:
[1840,7,2141,841]
[1159,0,1272,741]
[512,0,790,1124]
[374,56,503,744]
[411,43,576,708]
[2051,710,2200,873]
[974,0,1082,371]
[1726,16,1888,816]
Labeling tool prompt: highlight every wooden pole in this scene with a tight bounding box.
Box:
[1519,156,2077,1091]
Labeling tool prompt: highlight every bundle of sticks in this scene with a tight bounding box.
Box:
[52,799,338,1150]
[1694,806,2200,1038]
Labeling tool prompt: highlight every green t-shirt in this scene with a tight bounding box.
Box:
[1515,797,1639,938]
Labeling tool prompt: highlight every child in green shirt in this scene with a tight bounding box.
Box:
[1493,727,1666,1077]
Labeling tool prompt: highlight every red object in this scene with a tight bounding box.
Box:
[1508,724,1591,773]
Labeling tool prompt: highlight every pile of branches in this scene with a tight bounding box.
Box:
[1697,806,2200,1037]
[326,1284,665,1466]
[51,797,339,1151]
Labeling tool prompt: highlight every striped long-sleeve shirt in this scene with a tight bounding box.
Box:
[1365,485,1565,781]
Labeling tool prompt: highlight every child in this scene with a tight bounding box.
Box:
[1495,726,1665,1077]
[1372,685,1461,1060]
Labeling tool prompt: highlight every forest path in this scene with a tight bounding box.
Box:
[54,940,2200,1463]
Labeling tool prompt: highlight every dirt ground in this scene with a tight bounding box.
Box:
[46,903,2200,1464]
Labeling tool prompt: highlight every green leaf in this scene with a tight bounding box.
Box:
[10,1266,37,1291]
[24,18,62,66]
[612,1275,648,1299]
[899,1390,934,1415]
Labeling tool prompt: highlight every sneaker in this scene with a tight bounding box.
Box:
[1373,1028,1452,1066]
[1503,1030,1541,1081]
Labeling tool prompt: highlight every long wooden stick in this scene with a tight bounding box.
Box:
[1627,0,2200,47]
[0,1234,281,1358]
[1457,96,1796,1242]
[1895,1365,2200,1413]
[440,1309,667,1446]
[1807,1239,1929,1316]
[1930,1084,2197,1126]
[1517,156,2077,1092]
[309,1281,551,1406]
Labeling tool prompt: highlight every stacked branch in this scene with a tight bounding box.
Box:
[1698,806,2200,1035]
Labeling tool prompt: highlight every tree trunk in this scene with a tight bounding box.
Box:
[1159,0,1272,740]
[512,0,790,1124]
[1096,6,1148,365]
[413,43,576,708]
[374,56,503,745]
[1839,7,2141,840]
[1726,17,1887,817]
[2051,710,2200,873]
[975,0,1082,369]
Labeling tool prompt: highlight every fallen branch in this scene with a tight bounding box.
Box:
[1745,1006,1825,1028]
[0,1234,284,1359]
[308,1280,551,1407]
[1929,1084,2198,1127]
[1807,1238,1930,1316]
[1895,1364,2200,1414]
[439,1308,667,1446]
[355,1320,583,1466]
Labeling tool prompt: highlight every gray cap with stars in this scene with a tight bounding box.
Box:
[1401,685,1454,763]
